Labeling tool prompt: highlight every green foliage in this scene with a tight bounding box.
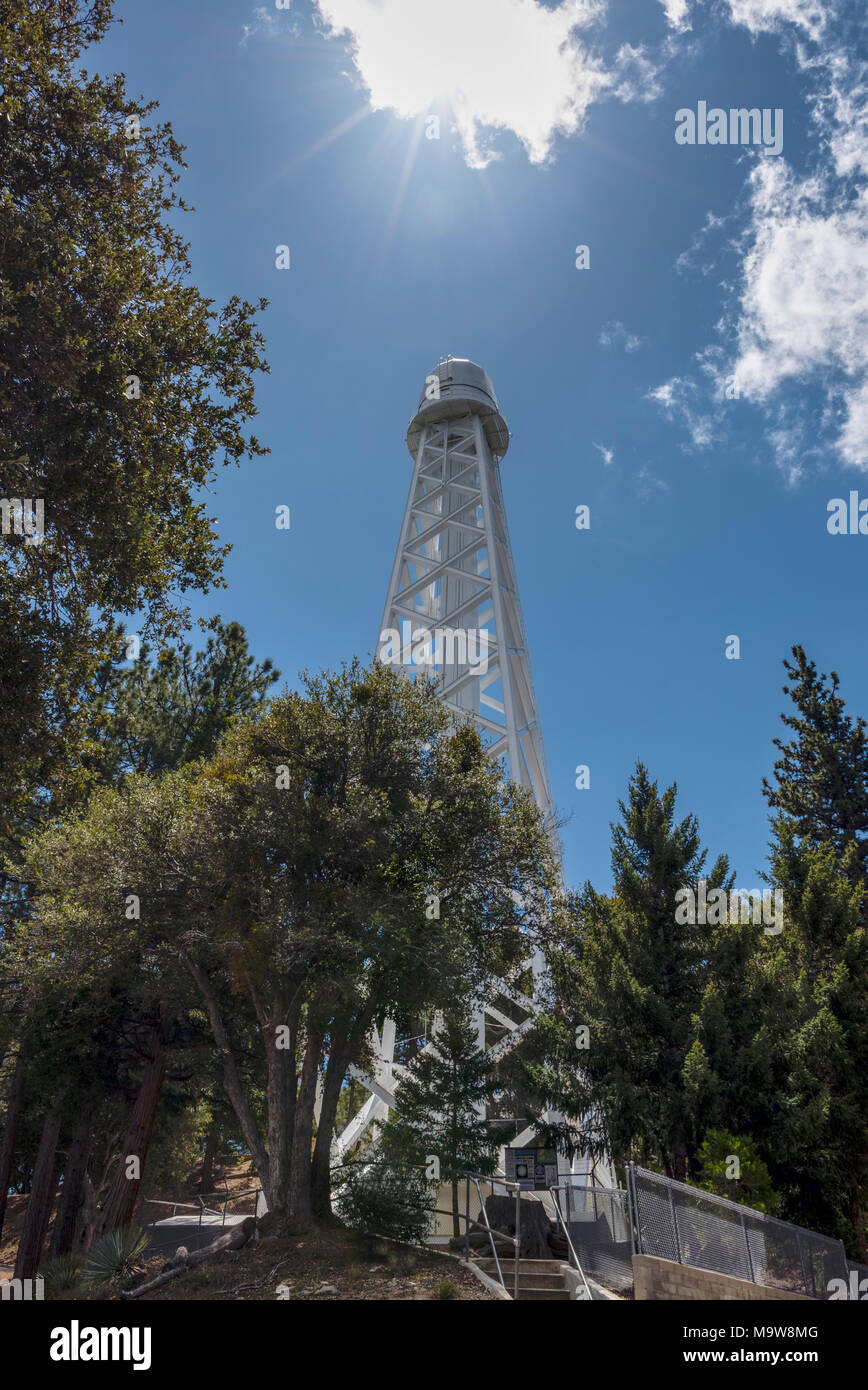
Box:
[81,1225,149,1285]
[763,645,868,893]
[381,1008,500,1235]
[760,648,868,1257]
[334,1154,436,1246]
[22,657,560,1226]
[693,1131,780,1214]
[531,761,734,1180]
[94,620,279,783]
[381,1010,499,1182]
[0,0,270,838]
[140,1098,214,1199]
[39,1252,85,1299]
[433,1279,459,1300]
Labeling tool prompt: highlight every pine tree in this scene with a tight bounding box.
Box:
[537,762,733,1181]
[381,1010,501,1237]
[761,649,868,1257]
[763,645,868,902]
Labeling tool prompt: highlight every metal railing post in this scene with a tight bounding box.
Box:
[795,1230,810,1297]
[514,1185,521,1302]
[464,1179,470,1262]
[667,1184,682,1263]
[627,1162,642,1254]
[741,1213,756,1284]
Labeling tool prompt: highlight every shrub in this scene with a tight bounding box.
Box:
[81,1226,149,1285]
[334,1153,435,1246]
[693,1131,781,1215]
[39,1253,84,1299]
[433,1279,459,1300]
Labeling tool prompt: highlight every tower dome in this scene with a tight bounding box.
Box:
[406,356,510,459]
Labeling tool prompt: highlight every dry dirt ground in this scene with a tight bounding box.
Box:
[3,1160,497,1301]
[91,1227,497,1302]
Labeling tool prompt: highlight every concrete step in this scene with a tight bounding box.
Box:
[476,1257,562,1273]
[474,1256,574,1300]
[517,1288,572,1301]
[515,1274,568,1291]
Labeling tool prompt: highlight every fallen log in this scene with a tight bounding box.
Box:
[121,1217,257,1299]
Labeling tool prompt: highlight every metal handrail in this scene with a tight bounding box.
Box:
[466,1175,521,1300]
[463,1173,594,1302]
[541,1186,593,1300]
[142,1185,261,1233]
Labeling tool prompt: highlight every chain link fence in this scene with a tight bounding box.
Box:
[626,1163,850,1300]
[555,1184,634,1293]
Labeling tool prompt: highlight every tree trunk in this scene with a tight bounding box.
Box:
[285,1032,321,1230]
[311,1011,373,1222]
[14,1094,63,1279]
[672,1143,687,1184]
[182,952,270,1189]
[0,1043,26,1241]
[98,1019,165,1237]
[199,1128,218,1195]
[263,1005,296,1219]
[484,1193,552,1259]
[50,1112,93,1257]
[451,1178,461,1239]
[311,1041,350,1222]
[121,1216,256,1299]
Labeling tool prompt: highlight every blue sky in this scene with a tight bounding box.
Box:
[97,0,868,892]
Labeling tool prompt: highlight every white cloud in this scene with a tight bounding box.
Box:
[637,464,671,496]
[659,0,692,31]
[593,442,615,466]
[730,166,868,395]
[599,320,642,352]
[654,4,868,472]
[674,210,728,276]
[724,0,828,39]
[727,161,868,467]
[646,377,718,448]
[241,5,298,45]
[310,0,663,167]
[610,43,668,106]
[838,380,868,468]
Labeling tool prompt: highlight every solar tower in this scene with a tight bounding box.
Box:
[333,358,606,1187]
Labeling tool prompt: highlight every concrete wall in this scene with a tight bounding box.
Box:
[633,1254,813,1301]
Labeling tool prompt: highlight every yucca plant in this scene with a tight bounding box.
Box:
[40,1252,85,1299]
[81,1226,149,1286]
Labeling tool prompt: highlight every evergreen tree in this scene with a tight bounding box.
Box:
[693,1130,780,1214]
[763,645,868,901]
[23,659,560,1232]
[0,622,278,1260]
[534,762,732,1181]
[0,0,270,842]
[760,648,868,1258]
[93,618,279,782]
[381,1010,500,1237]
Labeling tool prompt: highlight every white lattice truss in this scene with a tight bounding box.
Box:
[332,404,595,1176]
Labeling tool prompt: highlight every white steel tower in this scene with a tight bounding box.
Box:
[334,358,602,1184]
[378,356,557,834]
